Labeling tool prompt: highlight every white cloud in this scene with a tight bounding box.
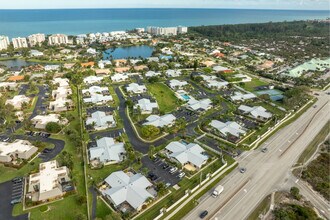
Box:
[1,0,329,10]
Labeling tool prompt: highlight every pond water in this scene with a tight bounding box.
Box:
[256,89,284,101]
[103,45,154,60]
[0,59,53,69]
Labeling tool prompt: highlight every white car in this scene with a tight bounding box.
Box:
[169,167,178,174]
[178,172,185,178]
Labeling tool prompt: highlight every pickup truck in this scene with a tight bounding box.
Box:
[212,185,224,198]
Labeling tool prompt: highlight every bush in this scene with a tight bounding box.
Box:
[45,122,62,133]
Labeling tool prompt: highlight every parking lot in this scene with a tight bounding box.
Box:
[86,106,115,115]
[173,108,199,123]
[141,156,183,187]
[0,180,28,220]
[89,128,124,142]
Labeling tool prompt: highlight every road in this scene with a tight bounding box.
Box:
[183,91,329,220]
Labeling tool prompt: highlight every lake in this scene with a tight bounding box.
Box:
[0,59,53,68]
[103,45,154,60]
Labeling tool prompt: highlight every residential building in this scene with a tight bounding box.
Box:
[165,69,182,77]
[210,120,246,138]
[83,76,104,84]
[145,71,161,78]
[28,33,46,47]
[143,114,176,128]
[0,140,38,163]
[177,26,188,34]
[146,26,187,36]
[30,50,44,57]
[213,65,232,73]
[238,105,272,121]
[8,75,24,82]
[89,137,125,164]
[205,80,229,89]
[111,73,129,82]
[232,74,252,82]
[169,79,188,90]
[187,98,212,112]
[31,114,68,129]
[135,98,158,114]
[28,160,71,201]
[6,95,30,109]
[0,82,18,91]
[12,37,28,49]
[101,171,154,211]
[230,92,257,102]
[83,94,113,104]
[48,34,69,45]
[0,35,10,50]
[165,141,208,170]
[86,111,116,130]
[49,78,72,112]
[126,83,147,94]
[44,65,60,71]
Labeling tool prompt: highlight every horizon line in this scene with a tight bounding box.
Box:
[0,7,329,11]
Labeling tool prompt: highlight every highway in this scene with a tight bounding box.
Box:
[183,91,329,220]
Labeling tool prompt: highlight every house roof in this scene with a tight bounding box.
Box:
[210,120,246,137]
[136,98,158,112]
[143,114,176,127]
[86,111,115,128]
[187,98,212,111]
[165,141,208,168]
[89,137,125,163]
[231,92,257,101]
[102,171,153,209]
[126,83,147,94]
[0,139,37,158]
[238,105,272,119]
[83,94,113,104]
[8,75,24,81]
[169,79,188,88]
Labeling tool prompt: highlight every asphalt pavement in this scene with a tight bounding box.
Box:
[183,91,330,220]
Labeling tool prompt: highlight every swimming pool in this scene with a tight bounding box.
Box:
[181,94,191,101]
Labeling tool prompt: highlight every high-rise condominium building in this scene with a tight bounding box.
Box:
[12,37,28,49]
[28,33,46,47]
[0,35,10,50]
[48,34,69,45]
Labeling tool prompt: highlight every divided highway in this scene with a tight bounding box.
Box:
[184,91,329,220]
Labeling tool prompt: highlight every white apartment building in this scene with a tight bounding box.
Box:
[0,140,38,163]
[0,35,10,50]
[48,34,69,45]
[12,37,28,49]
[28,160,71,201]
[146,26,188,36]
[28,33,46,47]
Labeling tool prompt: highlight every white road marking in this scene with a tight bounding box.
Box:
[279,149,282,152]
[295,179,299,183]
[244,189,247,193]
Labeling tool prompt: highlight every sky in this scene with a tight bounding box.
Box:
[0,0,329,10]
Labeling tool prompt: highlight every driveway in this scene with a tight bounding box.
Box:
[0,181,28,220]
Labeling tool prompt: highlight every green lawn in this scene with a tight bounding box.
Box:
[241,77,269,92]
[146,82,180,113]
[247,194,271,220]
[0,159,41,183]
[96,198,113,219]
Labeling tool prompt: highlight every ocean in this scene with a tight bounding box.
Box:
[0,8,328,38]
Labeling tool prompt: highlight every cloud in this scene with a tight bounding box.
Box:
[1,0,329,10]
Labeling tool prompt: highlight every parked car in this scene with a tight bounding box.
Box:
[200,210,208,219]
[11,198,22,205]
[12,177,23,183]
[162,163,170,169]
[169,167,178,174]
[178,172,185,178]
